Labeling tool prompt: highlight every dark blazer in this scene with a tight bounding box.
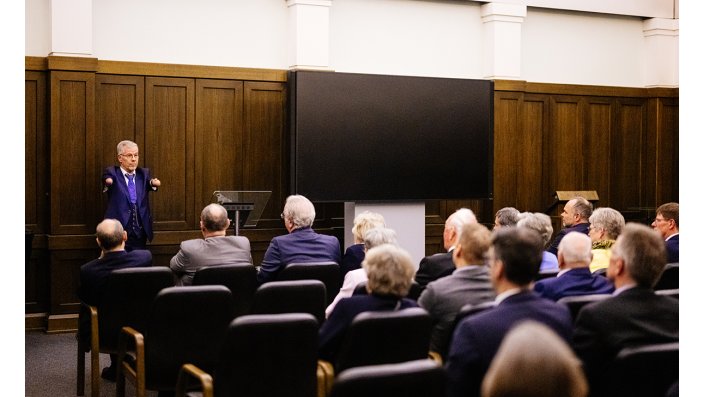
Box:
[340,243,365,283]
[78,250,153,306]
[257,226,341,284]
[445,291,573,397]
[534,267,614,301]
[318,294,418,363]
[547,222,590,256]
[102,166,155,241]
[415,250,454,288]
[573,286,679,395]
[665,234,679,263]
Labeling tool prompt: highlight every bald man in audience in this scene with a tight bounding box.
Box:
[170,203,252,286]
[415,208,477,289]
[651,202,679,263]
[547,197,592,256]
[534,232,614,301]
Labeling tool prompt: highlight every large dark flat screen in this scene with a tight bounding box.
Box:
[289,70,493,202]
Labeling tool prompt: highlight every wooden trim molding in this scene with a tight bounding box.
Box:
[26,56,48,71]
[98,60,287,82]
[47,56,98,72]
[494,79,678,98]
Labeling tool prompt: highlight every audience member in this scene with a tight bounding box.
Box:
[573,223,678,396]
[326,227,398,318]
[318,244,418,363]
[102,140,161,251]
[516,212,558,271]
[651,202,679,263]
[169,203,252,286]
[587,207,625,272]
[77,219,152,381]
[481,320,588,397]
[493,207,520,230]
[418,223,495,357]
[547,197,592,255]
[257,195,341,284]
[340,211,386,282]
[534,232,614,301]
[415,208,477,288]
[445,227,572,397]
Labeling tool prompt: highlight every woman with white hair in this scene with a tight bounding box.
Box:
[587,207,625,272]
[340,211,386,281]
[517,212,559,271]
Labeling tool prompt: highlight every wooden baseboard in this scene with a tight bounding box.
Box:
[46,314,78,334]
[25,313,47,331]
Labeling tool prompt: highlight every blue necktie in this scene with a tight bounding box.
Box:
[127,174,137,204]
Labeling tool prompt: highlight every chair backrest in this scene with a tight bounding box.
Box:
[535,268,559,280]
[655,288,679,300]
[277,262,341,305]
[144,285,235,391]
[557,294,611,324]
[440,301,496,359]
[653,263,678,290]
[352,281,423,301]
[250,280,327,325]
[214,313,319,397]
[607,342,679,397]
[335,307,432,372]
[97,267,174,351]
[330,359,446,397]
[192,263,258,317]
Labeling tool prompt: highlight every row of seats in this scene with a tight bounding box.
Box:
[534,263,679,291]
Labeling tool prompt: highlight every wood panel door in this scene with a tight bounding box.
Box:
[26,71,49,234]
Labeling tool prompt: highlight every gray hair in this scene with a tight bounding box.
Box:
[352,211,386,243]
[588,207,625,240]
[282,195,316,229]
[363,227,398,251]
[557,232,592,264]
[200,203,230,232]
[613,223,668,288]
[363,244,415,297]
[495,207,520,227]
[517,212,554,247]
[570,197,593,221]
[116,140,138,155]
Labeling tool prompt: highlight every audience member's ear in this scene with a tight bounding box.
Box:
[121,231,128,242]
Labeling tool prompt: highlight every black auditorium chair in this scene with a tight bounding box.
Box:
[535,268,559,281]
[116,285,234,397]
[653,263,678,290]
[656,288,679,300]
[329,359,446,397]
[176,313,321,397]
[250,280,327,325]
[435,301,496,361]
[605,342,679,397]
[77,266,174,397]
[192,263,258,317]
[352,280,423,301]
[277,262,341,305]
[557,294,611,324]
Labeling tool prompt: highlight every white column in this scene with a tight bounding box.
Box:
[287,0,333,70]
[643,18,679,88]
[50,0,92,57]
[481,2,527,80]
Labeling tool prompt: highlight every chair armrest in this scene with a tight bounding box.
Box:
[175,363,213,397]
[117,326,145,397]
[317,360,335,397]
[428,351,443,365]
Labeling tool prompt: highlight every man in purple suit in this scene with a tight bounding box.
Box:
[257,195,341,284]
[102,140,161,251]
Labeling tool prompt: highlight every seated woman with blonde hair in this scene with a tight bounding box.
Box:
[340,211,386,281]
[587,207,625,273]
[482,320,588,397]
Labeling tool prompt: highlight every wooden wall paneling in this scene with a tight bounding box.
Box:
[610,98,647,210]
[96,74,146,224]
[545,95,585,195]
[243,81,287,227]
[520,94,550,212]
[582,97,614,208]
[655,97,679,205]
[26,71,49,234]
[194,79,245,213]
[145,77,196,231]
[49,71,98,235]
[493,92,522,212]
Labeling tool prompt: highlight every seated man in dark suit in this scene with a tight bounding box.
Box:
[78,218,152,381]
[170,203,252,285]
[445,227,573,397]
[415,208,477,289]
[547,196,592,256]
[257,195,341,284]
[418,223,495,357]
[651,202,679,263]
[573,223,679,396]
[534,231,614,301]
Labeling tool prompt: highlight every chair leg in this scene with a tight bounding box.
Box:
[77,337,85,396]
[90,349,100,397]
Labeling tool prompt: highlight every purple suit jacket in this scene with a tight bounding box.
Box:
[102,166,155,241]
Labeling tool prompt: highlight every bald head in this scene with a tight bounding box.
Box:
[96,219,127,251]
[557,232,592,269]
[201,203,231,232]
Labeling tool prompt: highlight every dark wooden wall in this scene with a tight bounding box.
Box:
[25,56,678,332]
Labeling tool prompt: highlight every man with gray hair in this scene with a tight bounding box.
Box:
[547,196,592,256]
[534,232,614,301]
[415,208,477,289]
[257,195,341,284]
[493,207,520,230]
[170,203,253,286]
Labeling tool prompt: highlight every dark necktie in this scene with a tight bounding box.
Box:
[127,174,137,204]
